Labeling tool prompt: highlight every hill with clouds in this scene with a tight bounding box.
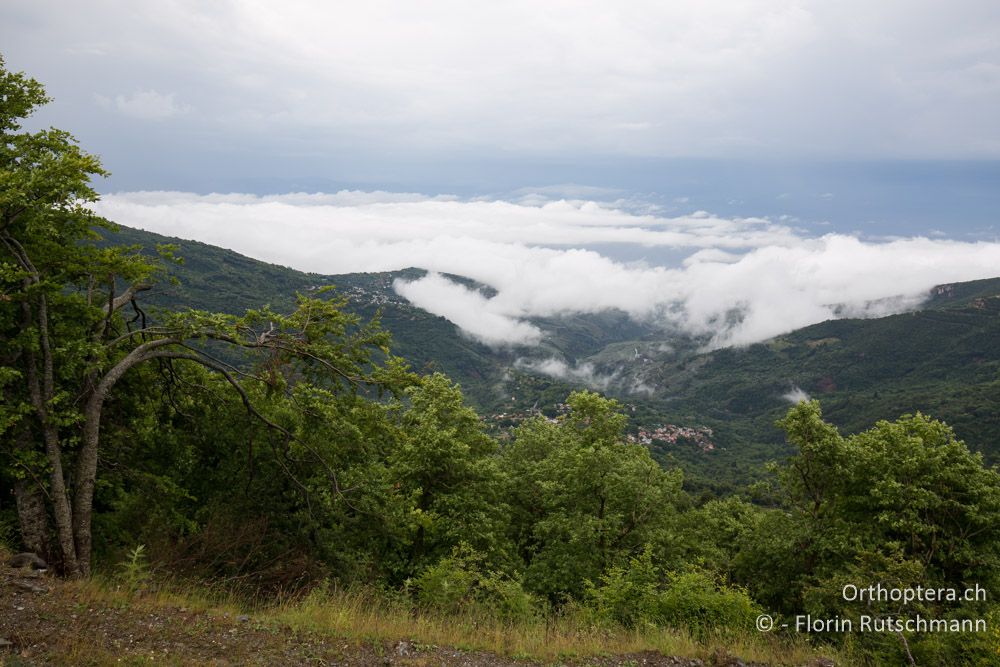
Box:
[106,223,1000,493]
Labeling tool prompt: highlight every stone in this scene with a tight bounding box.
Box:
[7,552,47,570]
[709,648,745,667]
[13,580,48,594]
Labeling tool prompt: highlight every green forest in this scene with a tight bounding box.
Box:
[3,57,1000,666]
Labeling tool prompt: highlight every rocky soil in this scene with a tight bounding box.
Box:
[0,561,823,667]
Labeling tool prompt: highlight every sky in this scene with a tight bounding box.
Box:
[3,1,1000,348]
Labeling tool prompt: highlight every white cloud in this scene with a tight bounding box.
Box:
[95,190,801,258]
[628,380,658,397]
[92,190,1000,347]
[510,184,623,200]
[514,358,617,392]
[392,273,541,347]
[782,385,811,404]
[96,90,191,120]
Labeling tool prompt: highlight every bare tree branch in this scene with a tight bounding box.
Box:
[104,282,151,318]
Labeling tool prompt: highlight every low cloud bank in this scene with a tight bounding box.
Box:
[514,358,617,392]
[393,273,542,346]
[95,191,1000,348]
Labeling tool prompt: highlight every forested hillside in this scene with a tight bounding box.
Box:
[104,224,1000,494]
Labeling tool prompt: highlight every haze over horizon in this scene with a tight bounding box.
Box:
[3,1,999,346]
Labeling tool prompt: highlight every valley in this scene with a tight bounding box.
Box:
[106,224,1000,493]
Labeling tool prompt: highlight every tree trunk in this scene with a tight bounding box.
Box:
[73,407,98,578]
[72,339,179,577]
[21,294,80,577]
[14,477,49,557]
[40,420,80,576]
[12,427,51,558]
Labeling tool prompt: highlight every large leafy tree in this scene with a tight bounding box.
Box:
[738,401,1000,663]
[504,391,683,600]
[387,373,510,578]
[1,54,137,575]
[765,402,1000,597]
[0,57,410,577]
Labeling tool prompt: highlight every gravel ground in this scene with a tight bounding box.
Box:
[0,563,812,667]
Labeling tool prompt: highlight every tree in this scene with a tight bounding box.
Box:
[503,391,682,600]
[768,402,1000,593]
[0,57,410,576]
[740,401,1000,663]
[1,54,126,575]
[387,373,510,577]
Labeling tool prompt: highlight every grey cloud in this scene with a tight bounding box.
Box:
[3,0,998,162]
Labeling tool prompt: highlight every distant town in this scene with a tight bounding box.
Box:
[628,424,716,453]
[485,403,716,453]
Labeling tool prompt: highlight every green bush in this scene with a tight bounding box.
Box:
[655,568,760,636]
[586,548,760,636]
[413,547,539,621]
[475,570,540,621]
[932,604,1000,667]
[413,554,478,613]
[584,547,662,627]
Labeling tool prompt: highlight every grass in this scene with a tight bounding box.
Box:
[0,543,842,666]
[90,578,839,665]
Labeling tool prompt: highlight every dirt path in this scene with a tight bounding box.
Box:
[1,565,726,667]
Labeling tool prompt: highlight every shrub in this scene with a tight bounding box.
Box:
[413,547,539,621]
[655,568,760,637]
[115,544,152,594]
[475,570,540,621]
[413,554,477,613]
[585,547,661,627]
[586,548,760,636]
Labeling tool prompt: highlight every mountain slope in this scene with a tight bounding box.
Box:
[103,225,574,409]
[103,224,1000,492]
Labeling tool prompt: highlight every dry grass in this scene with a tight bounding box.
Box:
[266,586,839,665]
[66,575,249,617]
[0,556,843,667]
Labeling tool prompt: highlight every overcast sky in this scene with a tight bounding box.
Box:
[3,1,999,190]
[4,2,1000,349]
